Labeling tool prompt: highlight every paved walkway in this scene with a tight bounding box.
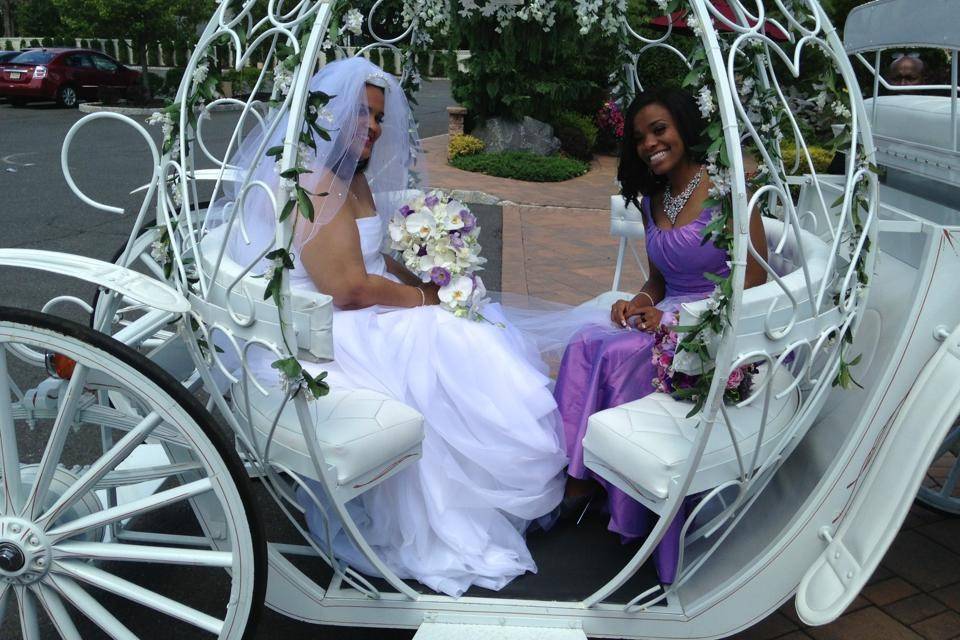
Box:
[423,134,960,640]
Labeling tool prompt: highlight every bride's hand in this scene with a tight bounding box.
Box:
[420,283,441,306]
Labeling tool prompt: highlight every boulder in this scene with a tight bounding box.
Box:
[472,116,561,156]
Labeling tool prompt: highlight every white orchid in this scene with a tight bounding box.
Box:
[439,276,474,309]
[405,211,439,239]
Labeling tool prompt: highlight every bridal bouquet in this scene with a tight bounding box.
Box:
[387,190,490,319]
[651,317,758,405]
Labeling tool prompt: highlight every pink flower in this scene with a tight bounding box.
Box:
[658,353,673,368]
[726,367,744,389]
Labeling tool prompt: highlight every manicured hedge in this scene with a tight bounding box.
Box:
[451,151,589,182]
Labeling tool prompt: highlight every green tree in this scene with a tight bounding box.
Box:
[51,0,213,92]
[448,5,621,123]
[14,0,66,39]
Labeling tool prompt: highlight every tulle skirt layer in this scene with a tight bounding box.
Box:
[298,302,569,597]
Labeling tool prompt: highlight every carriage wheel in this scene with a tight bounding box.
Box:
[917,424,960,516]
[0,307,265,638]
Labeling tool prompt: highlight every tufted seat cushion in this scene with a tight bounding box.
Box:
[237,385,424,490]
[583,365,798,509]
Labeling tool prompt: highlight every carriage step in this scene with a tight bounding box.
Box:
[414,621,587,639]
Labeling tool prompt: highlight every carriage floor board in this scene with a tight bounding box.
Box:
[413,622,588,639]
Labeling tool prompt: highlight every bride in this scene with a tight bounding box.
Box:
[222,57,575,597]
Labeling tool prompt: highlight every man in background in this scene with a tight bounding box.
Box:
[887,52,925,86]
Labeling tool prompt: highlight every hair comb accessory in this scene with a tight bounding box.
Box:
[366,69,388,89]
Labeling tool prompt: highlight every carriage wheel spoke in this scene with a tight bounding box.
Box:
[54,541,233,568]
[47,575,138,640]
[56,559,224,635]
[23,364,89,519]
[35,584,82,640]
[0,347,24,515]
[46,478,212,542]
[15,585,41,640]
[36,412,163,529]
[0,583,10,626]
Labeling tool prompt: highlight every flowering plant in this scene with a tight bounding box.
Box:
[595,98,625,140]
[652,317,758,406]
[387,190,491,320]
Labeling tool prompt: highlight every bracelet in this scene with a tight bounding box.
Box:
[636,291,656,307]
[415,286,426,307]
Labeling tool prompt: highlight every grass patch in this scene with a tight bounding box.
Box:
[451,151,589,182]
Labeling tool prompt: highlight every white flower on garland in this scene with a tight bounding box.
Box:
[273,65,294,96]
[146,111,175,141]
[279,177,297,192]
[342,8,364,35]
[831,100,851,120]
[653,0,669,12]
[686,11,704,38]
[192,61,209,86]
[150,239,171,266]
[697,85,715,119]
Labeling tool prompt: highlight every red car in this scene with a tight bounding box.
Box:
[0,48,141,107]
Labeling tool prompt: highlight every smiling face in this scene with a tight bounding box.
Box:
[632,103,688,177]
[358,84,386,161]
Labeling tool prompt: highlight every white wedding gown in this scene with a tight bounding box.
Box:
[294,215,568,597]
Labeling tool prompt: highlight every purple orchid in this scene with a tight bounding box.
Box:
[424,194,440,208]
[399,205,413,217]
[449,232,465,249]
[430,266,452,287]
[417,245,428,257]
[460,211,476,233]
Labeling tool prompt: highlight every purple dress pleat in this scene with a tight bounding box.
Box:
[554,196,730,584]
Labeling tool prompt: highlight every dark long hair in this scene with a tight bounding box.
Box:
[617,87,708,210]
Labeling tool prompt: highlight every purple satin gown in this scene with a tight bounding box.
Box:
[554,196,730,584]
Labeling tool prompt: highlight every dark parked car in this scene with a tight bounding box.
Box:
[0,51,20,63]
[0,48,141,107]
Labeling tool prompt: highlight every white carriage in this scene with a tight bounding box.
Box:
[0,0,957,638]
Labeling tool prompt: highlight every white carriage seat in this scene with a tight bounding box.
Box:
[585,194,647,310]
[197,224,334,361]
[865,95,957,149]
[196,225,425,493]
[582,218,832,512]
[677,218,833,352]
[235,385,424,490]
[582,365,798,510]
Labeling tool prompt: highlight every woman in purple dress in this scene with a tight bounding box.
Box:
[554,88,768,583]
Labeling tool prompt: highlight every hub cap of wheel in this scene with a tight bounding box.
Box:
[0,517,51,585]
[0,542,25,572]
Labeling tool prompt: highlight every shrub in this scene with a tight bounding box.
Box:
[145,72,165,96]
[3,40,12,51]
[780,144,835,174]
[448,134,484,161]
[451,151,589,182]
[41,37,53,47]
[29,39,40,48]
[555,125,591,161]
[163,67,186,95]
[80,39,89,48]
[555,111,598,148]
[381,49,397,74]
[553,111,598,159]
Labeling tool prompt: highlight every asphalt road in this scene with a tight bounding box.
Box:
[0,80,454,640]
